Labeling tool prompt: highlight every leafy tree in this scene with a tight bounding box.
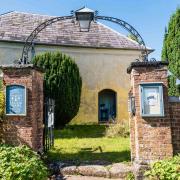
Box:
[162,8,180,96]
[33,51,82,127]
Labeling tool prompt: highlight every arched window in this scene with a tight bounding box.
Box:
[98,89,117,123]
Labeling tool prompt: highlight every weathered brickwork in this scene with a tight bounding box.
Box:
[128,62,180,179]
[0,65,44,152]
[169,101,180,154]
[130,65,173,163]
[130,62,180,164]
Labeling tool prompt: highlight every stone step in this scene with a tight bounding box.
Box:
[59,163,133,179]
[50,175,123,180]
[63,175,123,180]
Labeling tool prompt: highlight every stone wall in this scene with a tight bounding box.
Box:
[0,65,44,152]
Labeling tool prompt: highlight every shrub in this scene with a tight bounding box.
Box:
[126,172,135,180]
[105,120,129,138]
[0,78,2,90]
[145,155,180,180]
[33,51,82,127]
[0,91,4,119]
[0,144,48,180]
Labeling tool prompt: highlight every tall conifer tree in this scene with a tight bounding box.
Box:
[162,8,180,96]
[33,52,82,127]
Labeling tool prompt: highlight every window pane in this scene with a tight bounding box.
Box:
[143,87,160,115]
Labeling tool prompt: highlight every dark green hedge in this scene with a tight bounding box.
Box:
[33,51,82,127]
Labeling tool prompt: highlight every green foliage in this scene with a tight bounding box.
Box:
[0,144,48,180]
[0,78,2,90]
[145,155,180,180]
[168,75,180,96]
[0,91,4,118]
[126,172,135,180]
[161,8,180,96]
[105,120,130,138]
[33,51,82,127]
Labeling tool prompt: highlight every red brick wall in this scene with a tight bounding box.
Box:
[130,113,136,161]
[31,70,44,151]
[130,66,173,164]
[169,101,180,154]
[1,66,44,152]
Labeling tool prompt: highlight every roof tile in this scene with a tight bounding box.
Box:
[0,11,144,50]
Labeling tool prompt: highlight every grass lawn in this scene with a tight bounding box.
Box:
[48,125,130,164]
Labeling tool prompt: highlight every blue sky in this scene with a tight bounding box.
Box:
[0,0,179,59]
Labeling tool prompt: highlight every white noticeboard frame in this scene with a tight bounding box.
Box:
[140,82,164,117]
[5,84,27,116]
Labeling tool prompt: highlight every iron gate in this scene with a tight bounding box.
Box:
[44,98,55,152]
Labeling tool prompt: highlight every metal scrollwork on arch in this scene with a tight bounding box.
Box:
[20,11,150,64]
[96,16,148,61]
[21,15,74,64]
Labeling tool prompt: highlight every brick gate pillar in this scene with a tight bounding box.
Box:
[127,61,173,179]
[0,64,44,152]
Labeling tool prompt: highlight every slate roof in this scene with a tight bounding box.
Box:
[0,11,147,50]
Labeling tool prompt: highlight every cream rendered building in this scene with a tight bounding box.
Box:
[0,11,152,124]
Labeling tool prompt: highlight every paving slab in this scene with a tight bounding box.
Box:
[78,165,109,178]
[61,166,78,175]
[109,163,133,178]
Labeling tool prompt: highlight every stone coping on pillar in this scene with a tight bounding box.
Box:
[127,61,169,74]
[0,64,44,72]
[169,96,180,102]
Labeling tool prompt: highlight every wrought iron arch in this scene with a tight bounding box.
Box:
[96,16,148,60]
[21,15,74,64]
[20,12,148,64]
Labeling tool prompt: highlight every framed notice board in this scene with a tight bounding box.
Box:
[6,85,27,116]
[140,83,164,117]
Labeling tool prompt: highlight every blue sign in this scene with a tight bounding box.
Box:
[6,85,26,115]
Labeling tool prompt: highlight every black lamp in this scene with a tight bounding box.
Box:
[75,7,94,32]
